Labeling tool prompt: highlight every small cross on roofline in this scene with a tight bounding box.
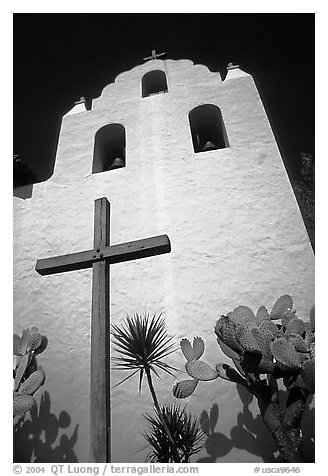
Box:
[74,96,86,105]
[143,49,166,61]
[227,62,240,70]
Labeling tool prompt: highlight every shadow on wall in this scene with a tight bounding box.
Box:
[197,384,314,463]
[14,391,79,463]
[14,184,34,200]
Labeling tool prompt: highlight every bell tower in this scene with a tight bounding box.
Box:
[14,56,314,463]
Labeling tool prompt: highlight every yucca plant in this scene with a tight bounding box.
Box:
[111,312,180,462]
[144,403,205,463]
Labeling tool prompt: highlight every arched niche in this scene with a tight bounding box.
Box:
[142,70,168,97]
[92,124,126,173]
[189,104,229,153]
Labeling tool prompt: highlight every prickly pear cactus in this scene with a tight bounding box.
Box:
[185,360,219,381]
[172,337,219,398]
[213,296,315,383]
[270,338,302,370]
[173,295,315,463]
[13,327,47,421]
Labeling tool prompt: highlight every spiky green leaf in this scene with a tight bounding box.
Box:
[143,404,205,462]
[111,313,178,389]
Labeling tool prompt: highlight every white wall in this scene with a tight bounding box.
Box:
[14,59,314,463]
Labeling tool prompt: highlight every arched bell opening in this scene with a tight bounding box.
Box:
[142,70,168,97]
[189,104,229,153]
[92,124,126,174]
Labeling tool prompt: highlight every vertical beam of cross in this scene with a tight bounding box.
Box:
[90,197,110,463]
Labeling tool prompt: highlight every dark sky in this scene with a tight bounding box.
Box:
[13,13,314,183]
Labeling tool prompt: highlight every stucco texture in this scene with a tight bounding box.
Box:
[14,59,314,463]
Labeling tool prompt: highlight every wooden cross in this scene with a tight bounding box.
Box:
[35,197,171,463]
[142,49,166,61]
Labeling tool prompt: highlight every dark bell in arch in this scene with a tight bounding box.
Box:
[200,140,218,152]
[110,157,125,169]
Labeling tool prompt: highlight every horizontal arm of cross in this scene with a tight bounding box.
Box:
[142,49,166,61]
[36,234,171,276]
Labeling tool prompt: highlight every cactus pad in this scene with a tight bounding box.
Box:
[240,351,276,373]
[300,359,315,393]
[236,326,262,353]
[309,342,315,359]
[270,295,293,320]
[27,333,43,353]
[256,305,270,323]
[257,356,276,373]
[281,310,296,329]
[185,360,219,381]
[251,327,272,356]
[34,335,48,356]
[270,338,301,370]
[192,337,205,360]
[14,353,31,391]
[13,395,35,416]
[304,321,314,336]
[310,307,315,331]
[180,338,195,362]
[285,318,306,337]
[229,306,257,326]
[283,400,306,427]
[19,329,30,355]
[18,368,45,396]
[13,355,18,371]
[232,358,246,376]
[172,379,198,399]
[258,319,277,339]
[215,363,247,385]
[217,338,241,360]
[287,334,309,353]
[13,335,21,356]
[215,317,243,354]
[273,327,285,339]
[297,352,308,365]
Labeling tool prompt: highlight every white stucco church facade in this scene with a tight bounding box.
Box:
[14,57,314,463]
